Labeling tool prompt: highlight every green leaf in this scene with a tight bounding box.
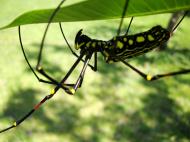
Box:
[1,0,190,29]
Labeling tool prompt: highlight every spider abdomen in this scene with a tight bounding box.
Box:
[102,25,170,62]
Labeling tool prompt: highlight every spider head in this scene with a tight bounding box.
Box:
[149,25,170,43]
[75,29,91,50]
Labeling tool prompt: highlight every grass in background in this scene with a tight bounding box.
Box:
[0,2,190,142]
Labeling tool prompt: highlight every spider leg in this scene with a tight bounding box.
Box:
[125,17,134,35]
[78,52,98,87]
[117,0,134,36]
[36,0,65,69]
[121,59,190,81]
[64,51,97,91]
[31,0,66,85]
[18,26,59,85]
[171,11,189,33]
[0,51,86,133]
[64,52,93,95]
[78,52,97,87]
[19,0,66,86]
[92,52,98,71]
[117,0,129,35]
[58,51,86,92]
[0,90,56,133]
[59,22,79,59]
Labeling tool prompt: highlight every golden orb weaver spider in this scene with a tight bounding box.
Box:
[0,0,189,133]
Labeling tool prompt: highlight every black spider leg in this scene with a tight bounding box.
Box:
[79,51,96,85]
[0,51,86,133]
[171,11,189,33]
[64,51,94,95]
[0,92,55,133]
[19,0,71,90]
[117,0,135,36]
[75,52,95,90]
[121,60,190,81]
[125,16,134,35]
[77,52,97,87]
[36,0,66,81]
[117,0,130,36]
[59,22,97,71]
[119,11,190,81]
[93,52,97,71]
[59,51,95,94]
[18,26,60,85]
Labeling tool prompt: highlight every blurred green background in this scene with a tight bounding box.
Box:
[0,0,190,142]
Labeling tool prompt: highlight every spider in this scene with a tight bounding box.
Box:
[0,0,189,133]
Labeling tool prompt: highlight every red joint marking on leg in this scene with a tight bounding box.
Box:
[34,103,41,110]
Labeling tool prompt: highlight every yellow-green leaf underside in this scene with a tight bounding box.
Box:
[1,0,190,29]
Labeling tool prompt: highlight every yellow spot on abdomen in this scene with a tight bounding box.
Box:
[117,41,124,49]
[123,38,127,42]
[92,42,96,48]
[148,34,154,41]
[86,42,91,47]
[136,36,145,42]
[128,39,133,45]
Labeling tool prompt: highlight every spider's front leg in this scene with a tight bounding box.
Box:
[19,26,60,86]
[19,0,66,87]
[64,52,95,95]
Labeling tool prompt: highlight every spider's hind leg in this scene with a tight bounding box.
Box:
[121,60,190,81]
